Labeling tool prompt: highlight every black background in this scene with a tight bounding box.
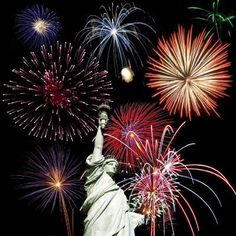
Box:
[1,0,236,235]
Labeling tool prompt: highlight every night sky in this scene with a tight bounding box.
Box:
[2,0,236,235]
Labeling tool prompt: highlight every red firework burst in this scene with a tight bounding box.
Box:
[145,25,232,120]
[3,42,112,141]
[104,103,172,173]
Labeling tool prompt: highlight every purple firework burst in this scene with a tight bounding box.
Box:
[16,144,86,236]
[15,4,61,50]
[3,42,113,141]
[17,144,85,212]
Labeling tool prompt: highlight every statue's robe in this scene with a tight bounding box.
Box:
[81,154,142,236]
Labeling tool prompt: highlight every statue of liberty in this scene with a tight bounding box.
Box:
[81,103,144,236]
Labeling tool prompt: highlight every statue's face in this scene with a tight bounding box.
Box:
[99,111,108,120]
[104,161,118,177]
[99,111,108,128]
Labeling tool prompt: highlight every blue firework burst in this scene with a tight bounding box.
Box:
[76,3,156,75]
[15,4,61,50]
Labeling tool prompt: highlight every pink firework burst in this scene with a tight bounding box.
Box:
[126,124,236,236]
[128,164,175,236]
[104,102,172,173]
[145,25,232,120]
[3,42,112,141]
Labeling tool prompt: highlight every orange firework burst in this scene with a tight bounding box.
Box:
[145,25,232,120]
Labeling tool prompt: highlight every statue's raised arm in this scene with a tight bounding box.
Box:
[90,103,110,162]
[91,125,104,162]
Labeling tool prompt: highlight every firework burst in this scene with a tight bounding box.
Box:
[3,42,112,141]
[17,144,85,236]
[128,164,175,236]
[104,103,172,173]
[145,25,232,120]
[125,124,236,236]
[15,4,61,50]
[76,3,155,75]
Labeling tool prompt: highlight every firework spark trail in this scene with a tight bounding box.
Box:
[3,42,113,141]
[15,4,61,50]
[145,25,232,120]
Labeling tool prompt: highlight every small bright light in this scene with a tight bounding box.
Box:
[111,28,117,36]
[145,210,151,215]
[129,132,135,138]
[164,162,172,170]
[121,67,134,83]
[33,19,49,34]
[54,181,61,188]
[153,168,158,175]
